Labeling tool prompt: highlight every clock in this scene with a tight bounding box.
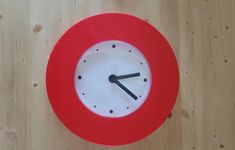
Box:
[46,13,179,145]
[75,40,152,118]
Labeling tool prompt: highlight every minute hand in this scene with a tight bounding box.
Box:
[116,73,140,80]
[114,80,138,100]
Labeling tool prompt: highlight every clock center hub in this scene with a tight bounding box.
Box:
[108,74,117,83]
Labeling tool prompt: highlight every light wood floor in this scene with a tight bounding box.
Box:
[0,0,235,150]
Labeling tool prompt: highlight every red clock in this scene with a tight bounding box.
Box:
[46,13,179,145]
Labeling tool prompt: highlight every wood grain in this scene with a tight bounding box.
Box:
[0,0,234,150]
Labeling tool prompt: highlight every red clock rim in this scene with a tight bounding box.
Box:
[46,13,179,145]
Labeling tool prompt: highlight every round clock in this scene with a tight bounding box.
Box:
[46,13,179,145]
[75,40,152,118]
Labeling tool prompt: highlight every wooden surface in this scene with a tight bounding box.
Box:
[0,0,235,150]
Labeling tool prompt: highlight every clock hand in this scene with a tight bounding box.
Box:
[114,80,138,100]
[108,74,138,100]
[115,72,140,80]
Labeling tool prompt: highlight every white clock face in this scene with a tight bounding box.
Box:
[74,40,152,118]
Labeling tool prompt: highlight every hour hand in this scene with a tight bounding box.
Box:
[115,72,140,80]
